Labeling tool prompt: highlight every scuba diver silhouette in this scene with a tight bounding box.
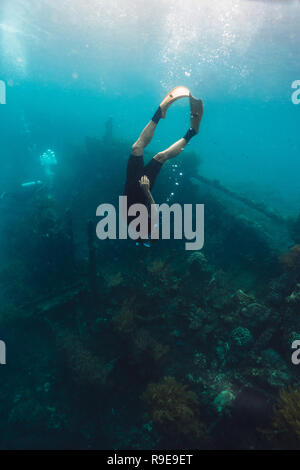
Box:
[0,180,43,205]
[0,149,57,207]
[124,86,204,246]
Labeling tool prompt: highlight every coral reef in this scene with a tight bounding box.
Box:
[279,245,300,270]
[147,259,166,276]
[273,387,300,444]
[114,297,136,333]
[230,327,253,348]
[287,284,300,304]
[1,129,299,450]
[56,331,110,386]
[105,271,124,288]
[142,377,204,438]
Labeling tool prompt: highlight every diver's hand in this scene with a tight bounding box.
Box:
[139,175,150,193]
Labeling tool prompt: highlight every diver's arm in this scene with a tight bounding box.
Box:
[144,187,156,207]
[139,175,155,208]
[139,176,159,236]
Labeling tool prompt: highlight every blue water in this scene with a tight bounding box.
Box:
[1,0,300,211]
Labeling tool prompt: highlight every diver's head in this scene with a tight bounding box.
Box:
[40,149,57,168]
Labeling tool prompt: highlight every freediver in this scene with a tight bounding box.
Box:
[124,86,204,246]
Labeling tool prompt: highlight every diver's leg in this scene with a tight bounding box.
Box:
[131,120,157,156]
[139,124,199,189]
[131,105,167,156]
[142,138,187,191]
[153,138,187,164]
[142,95,204,191]
[153,96,204,165]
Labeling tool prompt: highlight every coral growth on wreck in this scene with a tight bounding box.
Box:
[105,271,124,288]
[1,126,299,450]
[142,376,204,437]
[114,297,136,333]
[147,259,166,276]
[279,245,300,270]
[57,332,109,386]
[273,387,300,442]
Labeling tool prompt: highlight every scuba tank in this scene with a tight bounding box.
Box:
[21,180,43,188]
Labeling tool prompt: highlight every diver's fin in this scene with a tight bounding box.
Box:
[190,96,204,133]
[160,86,190,118]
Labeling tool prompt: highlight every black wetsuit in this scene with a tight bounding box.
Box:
[124,154,162,224]
[123,154,163,246]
